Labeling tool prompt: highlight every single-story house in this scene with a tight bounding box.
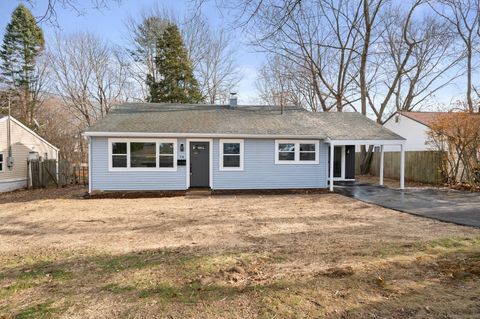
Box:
[383,111,444,152]
[0,116,59,192]
[84,100,406,193]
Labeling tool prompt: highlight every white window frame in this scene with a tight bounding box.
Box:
[219,139,244,171]
[0,152,4,172]
[108,138,177,172]
[275,140,319,164]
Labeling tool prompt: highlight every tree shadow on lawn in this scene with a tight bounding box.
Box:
[1,237,480,318]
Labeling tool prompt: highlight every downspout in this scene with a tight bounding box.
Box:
[56,148,59,186]
[7,99,12,169]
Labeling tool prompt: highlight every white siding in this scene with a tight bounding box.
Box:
[0,117,58,191]
[383,114,431,152]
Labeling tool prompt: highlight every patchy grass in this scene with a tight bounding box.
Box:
[15,301,59,319]
[1,189,480,318]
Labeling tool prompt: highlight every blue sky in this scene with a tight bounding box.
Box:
[0,0,263,103]
[0,1,473,110]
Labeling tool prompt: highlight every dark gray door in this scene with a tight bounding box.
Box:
[190,142,210,187]
[345,145,355,179]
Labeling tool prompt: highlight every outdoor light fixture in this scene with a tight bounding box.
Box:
[180,143,185,152]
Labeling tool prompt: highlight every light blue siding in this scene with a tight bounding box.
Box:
[90,137,187,191]
[212,139,327,189]
[90,137,328,191]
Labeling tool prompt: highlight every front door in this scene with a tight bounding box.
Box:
[189,142,210,187]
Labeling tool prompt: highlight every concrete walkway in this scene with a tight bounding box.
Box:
[335,183,480,227]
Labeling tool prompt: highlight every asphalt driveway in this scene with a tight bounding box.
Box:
[335,183,480,227]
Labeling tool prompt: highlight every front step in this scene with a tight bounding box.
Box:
[186,188,212,197]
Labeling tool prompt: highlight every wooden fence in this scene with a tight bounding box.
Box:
[355,151,443,184]
[28,159,89,189]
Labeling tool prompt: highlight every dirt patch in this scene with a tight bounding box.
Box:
[0,190,479,318]
[0,185,86,204]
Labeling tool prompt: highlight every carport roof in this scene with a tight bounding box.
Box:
[85,103,404,141]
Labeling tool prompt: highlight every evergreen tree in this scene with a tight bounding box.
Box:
[147,23,203,103]
[0,4,45,126]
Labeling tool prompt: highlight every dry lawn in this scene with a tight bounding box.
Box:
[1,186,480,318]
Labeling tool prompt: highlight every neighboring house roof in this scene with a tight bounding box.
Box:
[85,103,404,141]
[0,116,59,151]
[389,111,480,128]
[397,111,443,127]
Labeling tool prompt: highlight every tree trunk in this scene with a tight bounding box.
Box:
[466,44,473,112]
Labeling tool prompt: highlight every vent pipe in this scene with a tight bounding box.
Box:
[229,92,237,108]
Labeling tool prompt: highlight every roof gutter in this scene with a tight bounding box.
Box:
[325,138,406,145]
[83,131,328,139]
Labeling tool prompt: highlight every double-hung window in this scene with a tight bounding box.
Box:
[159,142,175,168]
[109,139,177,171]
[0,153,4,172]
[111,142,128,168]
[275,140,319,164]
[219,139,244,170]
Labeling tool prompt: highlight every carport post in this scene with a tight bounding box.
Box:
[379,145,384,186]
[329,143,334,191]
[400,144,405,190]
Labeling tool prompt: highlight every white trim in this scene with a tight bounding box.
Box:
[400,143,405,189]
[379,145,384,186]
[88,138,92,193]
[219,139,244,171]
[84,131,329,139]
[329,143,334,191]
[0,152,3,172]
[0,116,59,151]
[327,139,405,146]
[84,131,406,145]
[274,140,320,165]
[107,138,177,172]
[186,138,213,189]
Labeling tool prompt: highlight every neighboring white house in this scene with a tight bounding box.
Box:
[383,111,439,152]
[0,116,59,192]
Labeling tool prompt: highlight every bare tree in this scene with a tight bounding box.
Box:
[124,7,239,104]
[248,0,363,112]
[124,7,172,101]
[429,0,480,112]
[24,0,121,25]
[256,54,321,110]
[35,96,87,164]
[389,14,461,112]
[48,32,130,127]
[0,54,50,127]
[256,56,294,107]
[189,17,240,104]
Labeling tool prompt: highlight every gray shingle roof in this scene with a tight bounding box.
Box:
[85,103,404,140]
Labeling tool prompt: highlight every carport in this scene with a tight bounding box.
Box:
[326,139,406,191]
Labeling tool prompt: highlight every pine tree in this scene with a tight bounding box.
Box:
[147,23,203,103]
[0,4,45,126]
